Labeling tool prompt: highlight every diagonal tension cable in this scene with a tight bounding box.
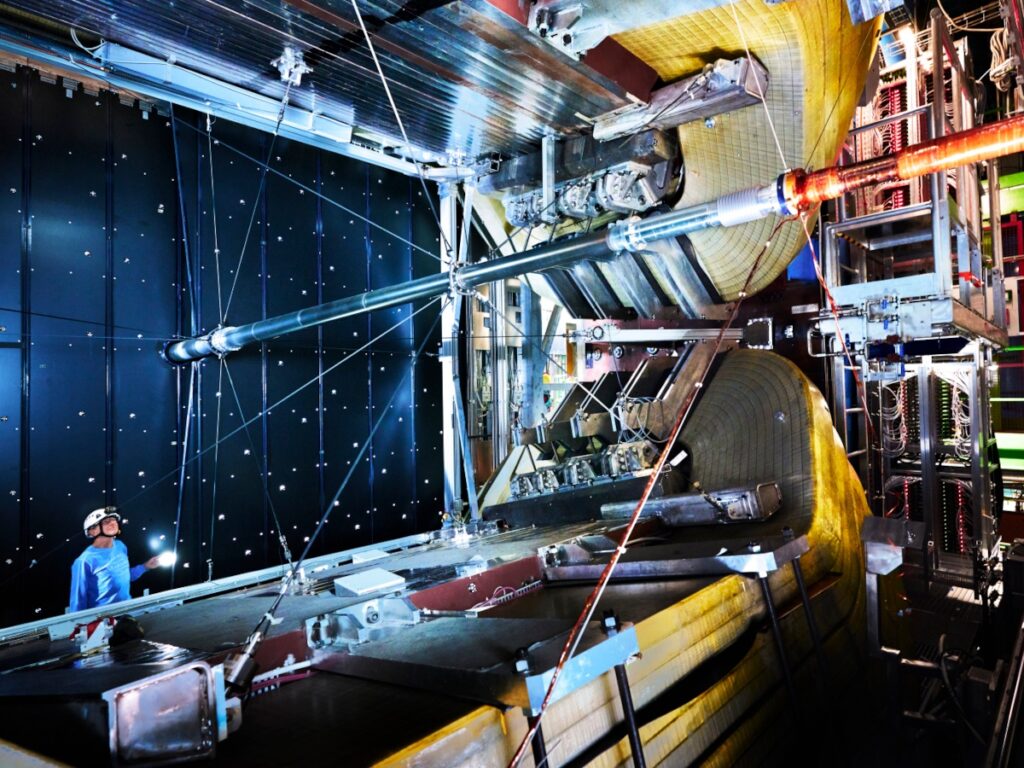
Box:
[222,359,293,566]
[225,298,448,692]
[115,297,443,515]
[222,81,294,323]
[506,219,789,768]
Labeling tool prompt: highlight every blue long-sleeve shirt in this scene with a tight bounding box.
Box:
[69,540,147,613]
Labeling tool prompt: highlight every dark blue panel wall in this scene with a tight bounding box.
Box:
[0,68,23,584]
[0,68,443,625]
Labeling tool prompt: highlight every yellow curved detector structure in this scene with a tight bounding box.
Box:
[375,350,870,766]
[613,0,880,300]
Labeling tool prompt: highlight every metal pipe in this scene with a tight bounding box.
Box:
[865,229,932,250]
[165,230,605,361]
[541,134,558,224]
[165,113,1024,363]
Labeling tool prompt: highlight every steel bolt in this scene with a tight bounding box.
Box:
[704,117,716,129]
[602,609,619,632]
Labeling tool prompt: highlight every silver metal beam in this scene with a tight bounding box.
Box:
[573,326,745,344]
[440,187,462,516]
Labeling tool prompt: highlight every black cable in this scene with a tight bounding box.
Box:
[243,298,447,640]
[170,364,196,586]
[0,304,162,338]
[207,359,225,579]
[222,360,291,564]
[222,82,293,322]
[169,104,198,334]
[938,633,988,747]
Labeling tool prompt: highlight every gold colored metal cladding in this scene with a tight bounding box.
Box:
[614,0,880,300]
[374,352,870,766]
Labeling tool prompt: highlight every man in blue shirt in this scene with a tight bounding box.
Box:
[69,507,159,613]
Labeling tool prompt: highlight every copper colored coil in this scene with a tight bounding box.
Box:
[897,114,1024,179]
[792,156,898,208]
[787,114,1024,210]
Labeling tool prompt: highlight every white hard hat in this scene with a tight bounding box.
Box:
[83,507,120,537]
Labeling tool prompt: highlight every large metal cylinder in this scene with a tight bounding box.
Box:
[164,231,611,363]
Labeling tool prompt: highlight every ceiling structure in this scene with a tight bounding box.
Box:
[0,0,881,313]
[0,0,658,167]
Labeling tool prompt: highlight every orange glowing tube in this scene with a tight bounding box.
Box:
[787,113,1024,210]
[897,115,1024,178]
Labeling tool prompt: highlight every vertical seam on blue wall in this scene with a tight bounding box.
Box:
[18,68,32,595]
[406,175,415,534]
[364,164,374,543]
[316,151,326,520]
[169,107,191,579]
[191,115,204,585]
[104,92,115,506]
[260,136,271,566]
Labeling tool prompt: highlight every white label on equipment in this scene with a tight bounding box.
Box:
[669,448,689,467]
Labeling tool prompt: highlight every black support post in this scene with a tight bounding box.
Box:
[526,715,549,767]
[758,575,800,718]
[603,610,646,768]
